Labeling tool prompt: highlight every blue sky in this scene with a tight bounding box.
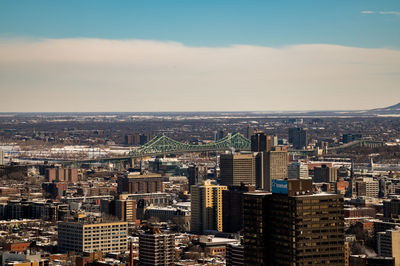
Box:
[0,1,400,112]
[1,0,400,48]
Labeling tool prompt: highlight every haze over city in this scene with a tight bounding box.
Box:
[1,0,400,112]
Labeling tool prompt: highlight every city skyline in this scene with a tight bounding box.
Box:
[1,0,400,112]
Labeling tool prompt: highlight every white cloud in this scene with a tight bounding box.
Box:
[378,11,400,16]
[0,38,400,111]
[361,11,375,14]
[361,10,400,16]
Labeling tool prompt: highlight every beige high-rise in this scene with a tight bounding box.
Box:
[220,153,256,186]
[191,180,227,234]
[256,147,288,191]
[58,221,128,253]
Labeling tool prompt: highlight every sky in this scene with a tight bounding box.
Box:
[0,0,400,112]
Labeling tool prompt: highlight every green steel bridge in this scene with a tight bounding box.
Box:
[63,133,251,165]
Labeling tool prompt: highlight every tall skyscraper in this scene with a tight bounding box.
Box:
[222,184,256,233]
[243,191,271,265]
[187,163,202,193]
[244,179,345,266]
[215,130,225,141]
[220,153,256,186]
[191,180,227,234]
[255,147,288,191]
[139,227,175,266]
[246,125,254,139]
[251,132,272,152]
[288,127,308,149]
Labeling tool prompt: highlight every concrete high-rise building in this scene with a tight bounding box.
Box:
[187,163,199,193]
[139,227,175,266]
[246,125,254,139]
[243,179,345,266]
[58,220,128,253]
[124,133,140,145]
[251,132,272,152]
[288,128,308,149]
[377,228,400,266]
[242,191,271,265]
[220,154,256,186]
[272,135,279,147]
[255,147,288,191]
[116,197,136,223]
[226,243,244,266]
[384,199,400,219]
[139,134,149,145]
[222,184,256,233]
[313,164,338,183]
[215,130,225,141]
[46,168,78,183]
[191,180,227,234]
[0,150,4,165]
[355,177,379,198]
[117,172,163,194]
[288,162,309,179]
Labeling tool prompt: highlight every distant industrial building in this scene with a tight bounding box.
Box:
[342,133,362,144]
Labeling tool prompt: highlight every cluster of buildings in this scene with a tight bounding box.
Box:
[2,125,400,265]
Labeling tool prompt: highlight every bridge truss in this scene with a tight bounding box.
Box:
[63,133,251,165]
[128,133,251,157]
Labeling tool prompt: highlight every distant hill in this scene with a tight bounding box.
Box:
[367,102,400,115]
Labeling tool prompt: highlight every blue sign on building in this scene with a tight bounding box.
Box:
[272,179,288,195]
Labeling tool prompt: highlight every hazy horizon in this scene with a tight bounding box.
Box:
[1,1,400,112]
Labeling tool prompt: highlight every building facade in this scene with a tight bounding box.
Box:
[139,228,175,266]
[244,179,345,266]
[288,128,308,149]
[313,164,338,183]
[58,221,128,253]
[377,228,400,266]
[288,162,309,179]
[222,184,255,233]
[251,132,272,152]
[220,154,256,186]
[255,147,288,191]
[191,180,227,234]
[117,172,163,194]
